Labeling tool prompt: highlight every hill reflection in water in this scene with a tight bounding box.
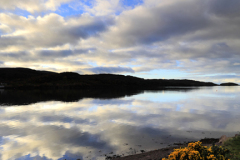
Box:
[0,86,239,160]
[0,88,199,106]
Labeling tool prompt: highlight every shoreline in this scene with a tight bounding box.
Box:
[108,137,228,160]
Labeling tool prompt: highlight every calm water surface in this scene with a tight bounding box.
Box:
[0,86,240,160]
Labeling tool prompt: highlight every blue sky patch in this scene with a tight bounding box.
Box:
[54,2,85,17]
[122,0,144,8]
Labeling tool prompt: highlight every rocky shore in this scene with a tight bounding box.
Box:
[109,135,238,160]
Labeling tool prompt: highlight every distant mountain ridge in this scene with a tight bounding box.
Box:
[0,68,218,89]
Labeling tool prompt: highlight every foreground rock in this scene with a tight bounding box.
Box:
[217,134,240,145]
[112,135,240,160]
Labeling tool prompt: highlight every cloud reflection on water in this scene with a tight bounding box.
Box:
[0,87,239,160]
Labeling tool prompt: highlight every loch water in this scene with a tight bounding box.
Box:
[0,86,240,160]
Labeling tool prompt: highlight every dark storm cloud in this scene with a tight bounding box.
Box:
[208,43,237,58]
[110,0,211,46]
[0,51,29,58]
[38,48,96,57]
[0,50,54,63]
[95,0,240,78]
[38,50,77,57]
[0,51,38,64]
[207,0,240,18]
[173,42,239,60]
[0,36,25,48]
[0,49,91,67]
[89,66,135,74]
[106,0,240,57]
[66,17,115,39]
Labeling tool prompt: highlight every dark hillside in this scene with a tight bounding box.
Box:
[0,68,217,89]
[0,68,56,83]
[146,79,216,87]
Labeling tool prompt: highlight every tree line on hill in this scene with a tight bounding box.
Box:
[0,68,237,89]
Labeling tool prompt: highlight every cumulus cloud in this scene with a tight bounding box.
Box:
[0,0,73,13]
[85,0,122,16]
[0,24,12,34]
[0,13,114,50]
[3,14,113,48]
[0,12,115,72]
[103,0,210,46]
[86,0,239,79]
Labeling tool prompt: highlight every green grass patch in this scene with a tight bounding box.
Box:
[223,135,240,160]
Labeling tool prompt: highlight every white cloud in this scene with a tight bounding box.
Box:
[45,0,74,11]
[0,0,73,13]
[0,24,12,34]
[233,63,240,66]
[86,0,122,16]
[0,13,114,50]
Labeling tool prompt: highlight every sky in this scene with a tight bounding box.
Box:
[0,0,240,83]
